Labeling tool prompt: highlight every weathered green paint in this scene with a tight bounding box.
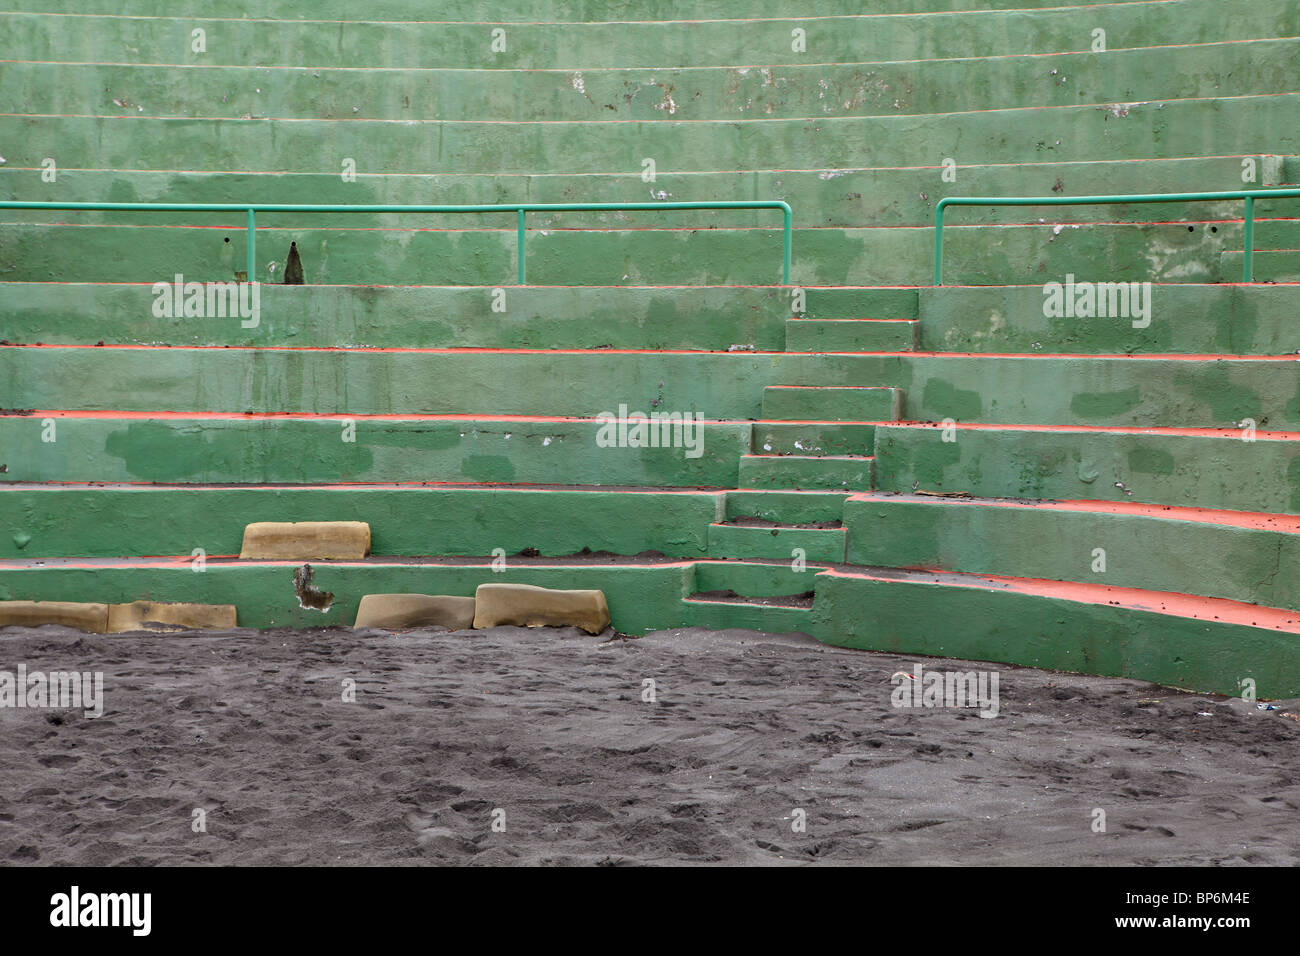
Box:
[785,319,917,352]
[682,597,814,635]
[6,95,1294,181]
[845,495,1300,611]
[723,490,847,524]
[707,523,845,562]
[6,349,1294,428]
[737,454,872,491]
[0,486,726,559]
[873,424,1300,513]
[812,571,1300,698]
[7,0,1289,67]
[15,41,1294,122]
[0,217,1264,287]
[0,417,749,486]
[692,560,830,597]
[762,386,902,422]
[753,422,876,456]
[0,283,789,351]
[918,285,1300,356]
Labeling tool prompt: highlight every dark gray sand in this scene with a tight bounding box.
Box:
[0,624,1296,866]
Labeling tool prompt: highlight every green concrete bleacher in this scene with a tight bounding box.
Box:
[1,0,1298,696]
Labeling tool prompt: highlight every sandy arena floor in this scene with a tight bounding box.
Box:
[0,624,1296,866]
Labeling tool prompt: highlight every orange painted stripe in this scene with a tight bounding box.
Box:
[884,421,1300,440]
[6,410,744,425]
[2,480,722,494]
[6,343,1297,360]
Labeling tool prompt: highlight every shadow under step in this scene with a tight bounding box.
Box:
[681,591,816,635]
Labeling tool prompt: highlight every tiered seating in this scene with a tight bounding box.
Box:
[1,0,1298,695]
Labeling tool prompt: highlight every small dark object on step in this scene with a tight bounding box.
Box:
[283,241,304,285]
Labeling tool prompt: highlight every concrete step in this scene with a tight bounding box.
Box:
[0,283,789,351]
[873,422,1300,513]
[0,413,749,486]
[917,283,1300,356]
[10,347,1299,428]
[785,319,918,352]
[753,421,876,456]
[692,559,830,597]
[680,591,815,636]
[1222,249,1300,283]
[0,482,731,559]
[738,453,873,491]
[7,0,1280,69]
[707,522,845,562]
[844,491,1300,611]
[722,489,848,524]
[2,219,1271,286]
[814,565,1300,696]
[6,93,1292,181]
[15,39,1294,121]
[762,385,903,422]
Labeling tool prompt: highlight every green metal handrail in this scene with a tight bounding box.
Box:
[933,188,1300,285]
[0,200,794,285]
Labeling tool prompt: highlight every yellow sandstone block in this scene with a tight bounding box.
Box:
[0,601,110,633]
[239,521,371,560]
[354,594,476,630]
[107,601,238,633]
[472,583,611,634]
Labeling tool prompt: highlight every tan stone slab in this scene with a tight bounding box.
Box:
[239,521,371,560]
[0,601,109,633]
[472,583,611,634]
[107,601,238,633]
[354,594,476,630]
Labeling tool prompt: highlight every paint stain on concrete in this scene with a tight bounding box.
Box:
[1070,386,1141,421]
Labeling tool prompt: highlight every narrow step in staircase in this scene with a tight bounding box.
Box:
[737,384,903,491]
[681,560,829,635]
[709,490,848,562]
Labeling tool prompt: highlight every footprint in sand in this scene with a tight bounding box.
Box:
[37,754,81,768]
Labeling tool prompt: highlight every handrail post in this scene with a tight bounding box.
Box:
[246,208,256,281]
[1242,195,1255,283]
[517,208,526,285]
[933,201,946,286]
[782,205,792,285]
